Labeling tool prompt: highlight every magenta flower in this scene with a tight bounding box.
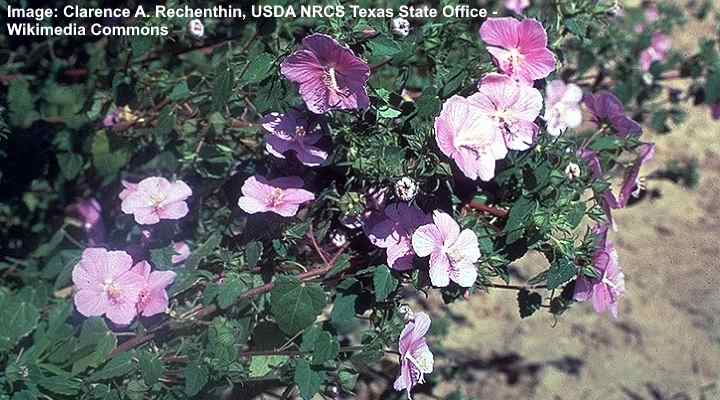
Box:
[70,198,106,245]
[505,0,530,14]
[434,95,508,181]
[479,18,556,84]
[120,177,192,225]
[616,143,656,208]
[543,80,583,136]
[412,211,480,288]
[468,73,544,150]
[72,248,146,325]
[129,261,176,317]
[640,33,671,72]
[584,91,642,137]
[281,33,370,114]
[237,175,315,217]
[573,224,625,318]
[171,241,191,264]
[367,203,429,271]
[262,110,328,166]
[394,312,434,399]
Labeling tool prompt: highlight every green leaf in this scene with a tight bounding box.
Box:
[149,245,176,270]
[241,53,275,85]
[169,81,190,101]
[92,132,130,179]
[183,362,209,397]
[37,375,81,395]
[547,258,577,289]
[57,153,84,180]
[208,317,238,364]
[212,64,234,111]
[185,232,222,270]
[294,359,325,400]
[126,380,149,400]
[245,241,263,269]
[504,196,536,245]
[249,355,288,377]
[372,265,397,302]
[369,36,401,57]
[216,274,248,309]
[310,331,339,365]
[517,289,542,319]
[330,294,358,332]
[88,353,135,381]
[271,276,326,335]
[0,293,40,352]
[138,351,165,386]
[338,368,359,392]
[8,79,38,127]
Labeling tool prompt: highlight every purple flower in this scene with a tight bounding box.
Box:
[640,33,671,72]
[394,312,434,399]
[584,91,642,137]
[130,261,176,317]
[412,211,480,288]
[367,203,429,271]
[237,175,315,217]
[120,177,192,225]
[504,0,530,14]
[616,143,656,208]
[479,18,557,84]
[262,110,329,166]
[70,198,106,245]
[469,73,544,150]
[281,33,370,114]
[72,248,146,325]
[573,224,625,318]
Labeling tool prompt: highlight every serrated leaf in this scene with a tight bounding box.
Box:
[311,331,339,365]
[547,258,577,289]
[369,36,401,57]
[185,232,222,270]
[338,368,358,391]
[240,53,275,85]
[294,359,325,400]
[0,294,40,352]
[271,276,326,336]
[88,353,135,381]
[183,362,208,397]
[372,265,397,302]
[517,289,542,319]
[249,355,288,377]
[216,274,248,309]
[504,196,536,245]
[212,64,234,111]
[169,81,190,101]
[138,351,165,386]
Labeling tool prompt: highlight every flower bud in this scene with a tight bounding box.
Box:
[398,304,414,322]
[391,17,410,37]
[330,231,348,248]
[188,18,204,39]
[394,177,418,202]
[565,162,581,180]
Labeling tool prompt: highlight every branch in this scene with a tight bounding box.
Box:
[484,283,547,291]
[465,201,508,219]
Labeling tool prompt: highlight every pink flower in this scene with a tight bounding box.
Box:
[72,248,146,325]
[543,80,583,136]
[468,73,544,150]
[237,175,315,217]
[584,91,642,137]
[434,95,508,181]
[479,18,556,84]
[711,103,720,120]
[120,177,192,225]
[505,0,530,14]
[366,203,429,271]
[573,224,625,318]
[281,33,371,114]
[394,312,434,399]
[118,180,138,201]
[129,261,176,317]
[412,211,480,288]
[640,33,671,72]
[70,198,106,245]
[262,110,329,166]
[616,143,656,208]
[171,241,191,264]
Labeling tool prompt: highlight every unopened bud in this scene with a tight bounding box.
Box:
[391,17,410,37]
[395,177,418,202]
[398,304,414,322]
[565,162,581,180]
[330,231,348,248]
[188,19,205,39]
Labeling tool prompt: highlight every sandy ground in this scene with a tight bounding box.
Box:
[423,7,720,399]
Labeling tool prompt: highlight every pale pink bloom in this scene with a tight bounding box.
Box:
[394,312,434,399]
[120,177,192,225]
[434,95,507,181]
[505,0,530,14]
[118,180,138,201]
[479,18,556,84]
[171,241,191,264]
[543,80,583,136]
[412,211,480,288]
[640,33,671,72]
[644,4,660,23]
[70,198,106,245]
[366,203,429,271]
[129,261,176,317]
[262,110,328,166]
[237,175,315,217]
[281,33,371,114]
[72,248,146,325]
[468,73,544,150]
[573,224,625,318]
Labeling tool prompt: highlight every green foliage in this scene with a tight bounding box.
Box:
[271,276,326,335]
